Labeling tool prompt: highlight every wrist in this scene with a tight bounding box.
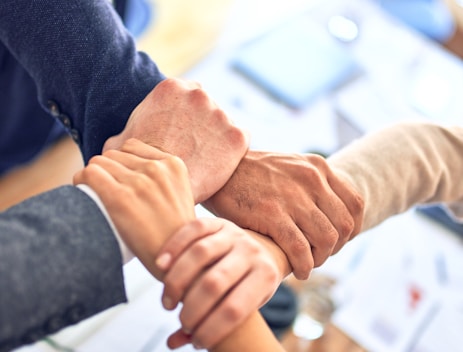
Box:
[244,229,291,280]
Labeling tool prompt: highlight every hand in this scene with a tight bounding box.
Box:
[103,78,250,203]
[202,150,364,280]
[155,217,288,350]
[74,138,195,279]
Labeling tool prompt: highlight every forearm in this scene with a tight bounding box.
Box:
[328,122,463,231]
[209,311,285,352]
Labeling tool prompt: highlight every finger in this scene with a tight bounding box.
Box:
[87,154,136,184]
[75,163,123,203]
[102,149,161,175]
[267,218,314,280]
[189,270,273,350]
[73,168,85,185]
[296,207,338,268]
[307,187,353,255]
[301,154,355,253]
[98,149,188,194]
[117,138,173,160]
[156,218,224,272]
[327,172,365,241]
[317,180,354,247]
[178,249,252,334]
[167,329,192,350]
[161,229,234,310]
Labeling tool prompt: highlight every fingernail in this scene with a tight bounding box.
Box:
[156,253,172,270]
[162,295,176,310]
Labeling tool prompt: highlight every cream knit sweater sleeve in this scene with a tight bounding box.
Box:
[328,122,463,232]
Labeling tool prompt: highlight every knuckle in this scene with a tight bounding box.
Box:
[352,192,365,216]
[261,262,279,284]
[227,125,248,150]
[166,155,187,173]
[306,153,328,168]
[221,301,244,323]
[87,154,105,165]
[81,163,100,177]
[325,228,339,249]
[339,216,355,237]
[191,240,212,258]
[133,174,150,190]
[312,240,333,267]
[201,272,225,296]
[289,234,312,258]
[294,258,313,280]
[289,244,313,279]
[121,137,139,150]
[302,166,324,187]
[211,106,228,121]
[143,160,159,174]
[101,149,119,159]
[163,279,182,299]
[179,311,194,332]
[249,242,263,257]
[190,86,210,104]
[191,218,212,234]
[160,77,176,90]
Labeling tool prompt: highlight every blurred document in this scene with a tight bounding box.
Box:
[410,293,463,352]
[332,211,463,352]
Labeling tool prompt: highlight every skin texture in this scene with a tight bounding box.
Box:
[203,150,364,279]
[209,311,286,352]
[74,139,289,350]
[74,139,195,279]
[157,218,289,349]
[76,77,364,348]
[103,78,250,204]
[102,77,363,282]
[75,121,463,352]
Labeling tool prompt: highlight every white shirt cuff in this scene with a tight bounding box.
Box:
[77,184,134,264]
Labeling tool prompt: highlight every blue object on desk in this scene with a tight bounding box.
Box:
[416,204,463,237]
[231,16,360,109]
[259,283,298,339]
[378,0,455,43]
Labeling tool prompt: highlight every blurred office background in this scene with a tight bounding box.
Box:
[8,0,463,351]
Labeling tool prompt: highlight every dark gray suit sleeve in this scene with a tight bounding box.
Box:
[0,186,127,352]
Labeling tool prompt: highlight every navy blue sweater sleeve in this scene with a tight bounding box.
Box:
[0,0,165,162]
